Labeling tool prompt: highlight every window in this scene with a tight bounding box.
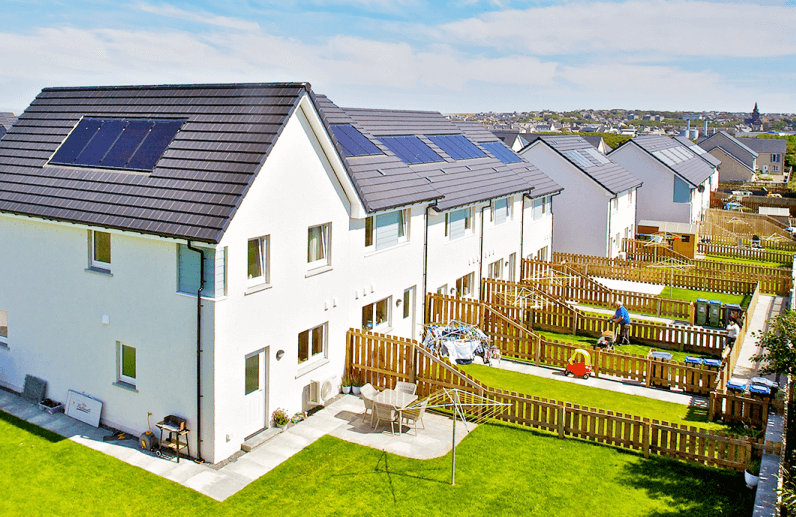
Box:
[118,342,136,387]
[308,224,331,268]
[298,323,326,364]
[536,246,549,261]
[488,259,503,279]
[532,198,544,221]
[628,189,633,205]
[774,166,780,172]
[403,287,413,319]
[363,297,391,331]
[491,198,511,225]
[455,272,475,297]
[508,253,516,282]
[611,197,618,211]
[365,209,409,251]
[436,284,448,295]
[177,245,219,298]
[247,237,268,287]
[445,208,474,240]
[90,231,111,270]
[542,196,547,214]
[0,310,7,346]
[772,154,781,163]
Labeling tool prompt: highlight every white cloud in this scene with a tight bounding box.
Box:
[134,2,261,31]
[435,0,796,57]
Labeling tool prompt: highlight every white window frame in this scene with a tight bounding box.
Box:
[445,208,474,240]
[455,272,475,298]
[0,309,7,346]
[362,297,392,332]
[628,189,633,206]
[298,323,327,365]
[488,259,503,279]
[247,236,268,288]
[436,284,448,295]
[490,197,512,225]
[118,342,137,387]
[365,209,410,250]
[611,197,618,212]
[402,287,413,320]
[90,230,111,270]
[308,223,331,269]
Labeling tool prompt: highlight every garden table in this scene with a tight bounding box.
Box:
[375,389,418,435]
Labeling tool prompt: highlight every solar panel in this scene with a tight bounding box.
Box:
[51,118,104,165]
[330,125,381,157]
[563,150,594,169]
[582,147,611,165]
[427,135,486,160]
[378,136,444,165]
[50,117,183,172]
[480,141,523,164]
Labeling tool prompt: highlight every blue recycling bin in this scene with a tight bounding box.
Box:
[684,357,703,367]
[726,378,748,393]
[703,359,722,370]
[708,300,722,327]
[695,298,709,326]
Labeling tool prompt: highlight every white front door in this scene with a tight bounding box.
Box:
[243,349,267,438]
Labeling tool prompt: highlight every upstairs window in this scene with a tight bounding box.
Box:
[90,231,111,270]
[177,245,219,298]
[247,237,268,288]
[0,310,7,346]
[445,208,474,240]
[365,209,409,251]
[772,154,781,163]
[532,198,544,221]
[491,198,511,225]
[308,224,331,268]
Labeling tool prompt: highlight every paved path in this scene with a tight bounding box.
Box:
[490,358,707,407]
[731,294,788,384]
[0,391,469,502]
[593,277,665,295]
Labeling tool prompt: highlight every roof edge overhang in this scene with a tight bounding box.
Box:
[432,187,534,213]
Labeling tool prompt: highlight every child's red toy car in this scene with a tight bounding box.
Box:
[564,348,593,379]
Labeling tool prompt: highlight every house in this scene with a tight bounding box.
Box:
[697,131,757,182]
[581,135,612,155]
[610,135,718,224]
[519,135,641,258]
[737,137,788,175]
[0,112,15,140]
[0,82,560,464]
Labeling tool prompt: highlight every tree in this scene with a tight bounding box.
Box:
[752,310,796,376]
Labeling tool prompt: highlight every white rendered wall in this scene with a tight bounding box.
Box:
[611,144,691,224]
[426,204,486,299]
[521,144,610,257]
[522,196,554,260]
[211,101,355,462]
[608,188,638,257]
[0,216,208,456]
[482,195,525,283]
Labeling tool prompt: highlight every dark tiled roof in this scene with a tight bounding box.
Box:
[698,131,758,165]
[0,112,16,131]
[315,97,561,212]
[0,83,308,243]
[737,137,787,154]
[0,126,5,140]
[524,135,641,195]
[710,146,755,172]
[580,134,608,151]
[673,136,721,167]
[630,135,715,186]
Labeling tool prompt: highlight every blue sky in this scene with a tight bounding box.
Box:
[1,0,794,114]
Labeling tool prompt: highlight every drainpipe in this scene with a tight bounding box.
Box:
[607,198,613,258]
[187,241,205,462]
[478,205,486,297]
[519,195,526,271]
[422,206,430,325]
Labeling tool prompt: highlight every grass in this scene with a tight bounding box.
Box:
[459,364,728,431]
[705,254,788,268]
[659,286,751,308]
[0,410,753,516]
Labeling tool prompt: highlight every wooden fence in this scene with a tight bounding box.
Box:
[345,328,779,471]
[426,292,721,395]
[702,205,794,238]
[698,242,794,266]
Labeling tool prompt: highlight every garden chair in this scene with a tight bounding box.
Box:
[395,381,417,395]
[360,383,378,424]
[401,398,428,435]
[373,401,399,436]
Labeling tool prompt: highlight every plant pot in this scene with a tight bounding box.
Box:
[352,386,361,396]
[744,470,759,489]
[342,386,351,394]
[38,402,64,415]
[276,423,288,432]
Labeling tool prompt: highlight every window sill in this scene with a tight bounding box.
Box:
[112,381,138,393]
[296,357,330,378]
[445,233,477,245]
[245,283,272,296]
[305,264,333,278]
[362,325,392,334]
[85,267,113,277]
[364,240,410,258]
[175,292,225,302]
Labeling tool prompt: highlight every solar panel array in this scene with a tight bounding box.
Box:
[50,117,184,172]
[480,141,523,164]
[582,147,611,165]
[378,136,444,165]
[563,149,594,169]
[330,124,381,157]
[427,134,486,160]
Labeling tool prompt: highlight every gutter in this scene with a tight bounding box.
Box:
[187,241,205,462]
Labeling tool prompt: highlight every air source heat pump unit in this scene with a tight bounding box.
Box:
[308,377,336,405]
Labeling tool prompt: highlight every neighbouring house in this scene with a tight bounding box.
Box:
[519,135,641,258]
[0,82,560,465]
[737,137,788,175]
[0,112,16,140]
[581,135,612,155]
[610,135,718,225]
[697,131,757,182]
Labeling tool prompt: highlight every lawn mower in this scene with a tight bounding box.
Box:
[564,348,593,380]
[595,329,616,351]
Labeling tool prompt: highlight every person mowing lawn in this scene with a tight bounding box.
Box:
[608,300,631,345]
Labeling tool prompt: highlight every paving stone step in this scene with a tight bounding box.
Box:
[240,427,281,452]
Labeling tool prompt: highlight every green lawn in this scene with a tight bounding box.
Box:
[536,330,714,362]
[460,364,728,431]
[0,410,753,516]
[705,254,788,268]
[659,286,751,308]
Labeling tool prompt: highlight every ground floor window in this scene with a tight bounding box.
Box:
[436,285,448,295]
[298,323,326,364]
[118,342,136,387]
[0,310,7,346]
[488,259,503,279]
[363,298,391,331]
[455,272,475,297]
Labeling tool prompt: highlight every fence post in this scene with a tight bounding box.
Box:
[594,348,600,379]
[410,346,417,384]
[642,418,650,459]
[558,402,565,439]
[645,358,653,387]
[535,336,541,367]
